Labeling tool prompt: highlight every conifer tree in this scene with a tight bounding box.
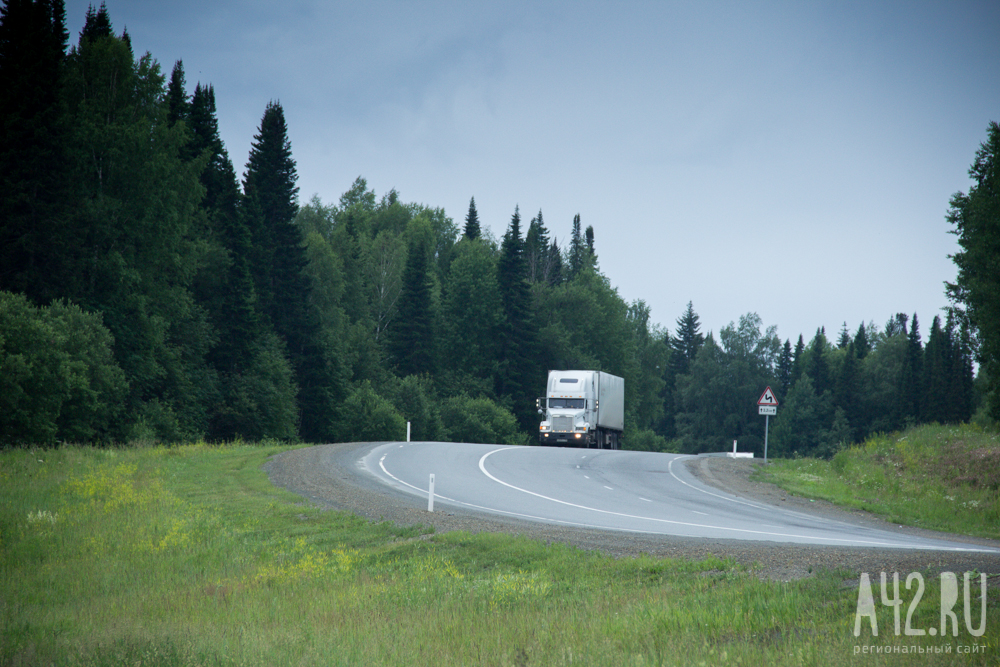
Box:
[496,205,539,428]
[671,302,704,376]
[806,329,831,396]
[463,196,481,239]
[777,338,793,399]
[833,342,859,440]
[243,101,340,440]
[837,322,851,348]
[547,238,564,286]
[525,210,550,283]
[0,0,72,302]
[585,224,597,266]
[853,322,872,359]
[923,315,949,423]
[391,232,436,377]
[790,335,805,385]
[947,121,1000,421]
[568,213,585,279]
[900,313,924,423]
[166,60,188,126]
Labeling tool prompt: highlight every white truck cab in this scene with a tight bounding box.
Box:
[537,370,623,449]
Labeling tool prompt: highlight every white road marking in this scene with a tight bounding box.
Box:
[471,447,988,550]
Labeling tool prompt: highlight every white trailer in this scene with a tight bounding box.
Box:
[537,370,624,449]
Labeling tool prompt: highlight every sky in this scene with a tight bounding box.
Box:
[65,0,1000,345]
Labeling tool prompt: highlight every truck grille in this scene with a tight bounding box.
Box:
[552,416,574,432]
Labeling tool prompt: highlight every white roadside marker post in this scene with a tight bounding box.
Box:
[428,473,435,512]
[407,421,411,442]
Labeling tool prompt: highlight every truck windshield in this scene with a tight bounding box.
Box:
[549,398,585,409]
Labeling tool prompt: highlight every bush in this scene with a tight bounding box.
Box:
[341,381,406,442]
[0,292,127,444]
[440,394,523,445]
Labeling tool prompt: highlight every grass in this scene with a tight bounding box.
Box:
[756,424,1000,540]
[1,437,997,665]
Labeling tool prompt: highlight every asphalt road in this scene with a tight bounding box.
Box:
[363,442,1000,553]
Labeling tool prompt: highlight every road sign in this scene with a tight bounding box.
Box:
[759,405,777,416]
[757,386,778,406]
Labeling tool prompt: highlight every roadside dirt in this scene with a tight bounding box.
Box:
[264,443,1000,582]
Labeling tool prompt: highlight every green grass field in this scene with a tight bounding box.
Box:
[2,430,998,666]
[756,424,1000,541]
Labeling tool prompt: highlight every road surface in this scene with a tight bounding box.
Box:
[362,441,999,553]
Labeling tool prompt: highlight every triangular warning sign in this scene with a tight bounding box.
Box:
[757,386,778,406]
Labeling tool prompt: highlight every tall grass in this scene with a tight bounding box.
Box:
[757,424,1000,540]
[2,440,997,665]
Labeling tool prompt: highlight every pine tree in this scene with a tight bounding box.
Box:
[463,196,480,239]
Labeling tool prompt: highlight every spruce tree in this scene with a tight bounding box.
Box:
[0,0,72,302]
[463,196,481,239]
[671,301,704,376]
[946,121,1000,422]
[496,205,539,428]
[833,342,859,440]
[568,213,585,279]
[166,60,188,127]
[922,315,948,423]
[777,338,793,399]
[853,322,871,359]
[391,233,436,377]
[806,329,831,396]
[837,322,851,348]
[524,210,550,283]
[547,238,564,286]
[900,313,924,423]
[243,101,339,441]
[584,224,597,267]
[790,335,806,385]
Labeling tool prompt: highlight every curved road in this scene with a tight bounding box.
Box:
[363,442,998,553]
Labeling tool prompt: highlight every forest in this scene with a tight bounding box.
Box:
[2,2,997,454]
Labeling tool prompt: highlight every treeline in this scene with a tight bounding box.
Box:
[658,309,976,457]
[0,2,991,452]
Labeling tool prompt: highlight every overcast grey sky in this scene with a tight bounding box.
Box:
[66,1,1000,344]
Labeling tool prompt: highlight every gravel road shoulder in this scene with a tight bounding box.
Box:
[264,443,1000,582]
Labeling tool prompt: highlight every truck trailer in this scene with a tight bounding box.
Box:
[537,370,624,449]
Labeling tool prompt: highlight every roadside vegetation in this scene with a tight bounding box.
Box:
[3,438,998,666]
[756,424,1000,541]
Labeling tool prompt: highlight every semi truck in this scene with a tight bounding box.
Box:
[537,370,624,449]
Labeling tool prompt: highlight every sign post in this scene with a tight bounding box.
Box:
[757,387,778,463]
